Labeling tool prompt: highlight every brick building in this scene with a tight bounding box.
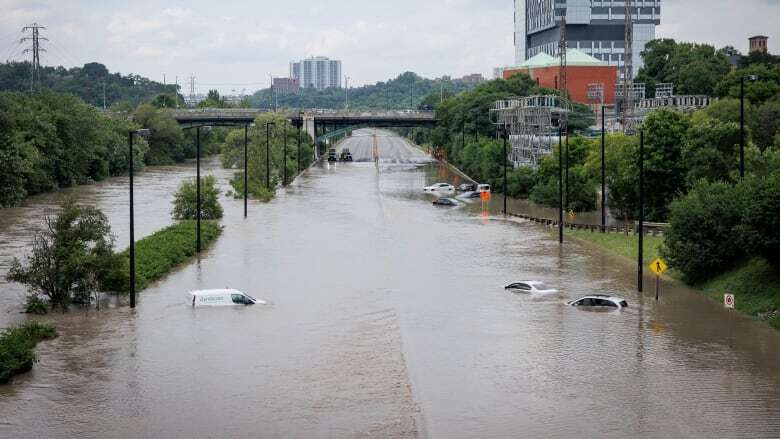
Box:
[502,49,618,105]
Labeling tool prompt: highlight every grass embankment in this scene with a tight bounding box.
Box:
[104,220,223,292]
[566,228,780,330]
[0,321,57,384]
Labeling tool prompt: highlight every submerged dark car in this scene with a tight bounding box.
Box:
[432,198,457,206]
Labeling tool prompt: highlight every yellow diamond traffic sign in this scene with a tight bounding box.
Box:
[649,258,668,276]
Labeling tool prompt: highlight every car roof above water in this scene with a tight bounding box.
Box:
[190,289,244,296]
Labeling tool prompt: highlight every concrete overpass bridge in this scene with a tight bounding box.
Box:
[170,108,437,141]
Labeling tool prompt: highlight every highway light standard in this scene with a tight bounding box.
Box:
[128,128,151,309]
[283,123,288,186]
[298,112,304,173]
[266,121,275,189]
[244,123,253,218]
[182,124,212,253]
[740,75,759,178]
[601,105,607,232]
[558,125,564,244]
[502,127,508,215]
[638,129,645,293]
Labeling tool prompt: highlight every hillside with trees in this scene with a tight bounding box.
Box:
[250,72,478,110]
[0,61,178,109]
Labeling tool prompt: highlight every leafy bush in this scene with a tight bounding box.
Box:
[24,295,48,315]
[103,220,223,293]
[0,321,57,384]
[662,180,749,282]
[740,173,780,270]
[172,175,224,220]
[7,201,118,309]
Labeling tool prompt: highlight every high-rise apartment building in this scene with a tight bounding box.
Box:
[289,57,342,89]
[514,0,661,78]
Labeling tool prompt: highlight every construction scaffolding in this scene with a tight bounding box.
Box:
[491,95,571,167]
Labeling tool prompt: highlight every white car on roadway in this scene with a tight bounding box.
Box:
[505,281,558,294]
[189,289,266,307]
[423,183,455,194]
[567,294,628,309]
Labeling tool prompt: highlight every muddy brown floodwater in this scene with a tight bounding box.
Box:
[1,130,779,438]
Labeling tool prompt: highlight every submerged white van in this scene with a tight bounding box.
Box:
[188,289,266,307]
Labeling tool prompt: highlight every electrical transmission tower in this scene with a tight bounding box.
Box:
[21,23,47,92]
[622,0,636,133]
[558,13,568,133]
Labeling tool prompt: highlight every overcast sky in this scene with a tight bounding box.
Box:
[0,0,777,94]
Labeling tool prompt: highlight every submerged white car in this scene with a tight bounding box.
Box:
[423,183,455,193]
[504,281,558,294]
[189,289,266,307]
[567,294,628,309]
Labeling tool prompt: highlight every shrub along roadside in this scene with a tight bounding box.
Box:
[0,321,57,384]
[103,221,223,293]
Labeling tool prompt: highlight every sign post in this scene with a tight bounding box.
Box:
[649,258,668,301]
[724,294,735,347]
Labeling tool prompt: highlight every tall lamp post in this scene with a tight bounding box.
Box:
[601,105,606,232]
[283,123,288,186]
[558,126,564,244]
[740,75,759,178]
[502,127,508,214]
[182,125,212,253]
[244,123,250,218]
[638,129,645,293]
[266,121,275,189]
[298,112,304,172]
[128,128,151,309]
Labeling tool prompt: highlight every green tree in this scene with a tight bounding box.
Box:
[741,173,780,269]
[750,98,780,151]
[7,201,118,309]
[172,175,224,220]
[715,63,780,105]
[636,39,731,96]
[662,180,749,282]
[221,113,314,200]
[641,109,691,221]
[682,116,740,185]
[133,104,185,164]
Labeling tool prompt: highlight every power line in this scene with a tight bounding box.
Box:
[21,22,46,91]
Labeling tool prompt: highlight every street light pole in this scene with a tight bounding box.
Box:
[283,123,288,186]
[127,128,150,309]
[128,131,136,308]
[565,133,570,212]
[503,129,508,215]
[740,76,745,178]
[244,124,248,218]
[298,113,303,172]
[266,122,274,189]
[638,129,645,293]
[559,126,564,244]
[196,126,201,253]
[601,106,606,232]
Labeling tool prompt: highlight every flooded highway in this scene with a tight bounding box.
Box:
[1,130,779,438]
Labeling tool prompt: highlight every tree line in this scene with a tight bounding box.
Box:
[0,61,178,109]
[250,72,478,110]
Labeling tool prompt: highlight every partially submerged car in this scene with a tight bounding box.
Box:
[189,289,266,307]
[424,183,455,193]
[432,197,458,206]
[567,294,628,309]
[505,281,558,294]
[327,148,338,162]
[457,183,477,192]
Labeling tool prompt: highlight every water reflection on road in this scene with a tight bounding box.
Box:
[0,130,778,438]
